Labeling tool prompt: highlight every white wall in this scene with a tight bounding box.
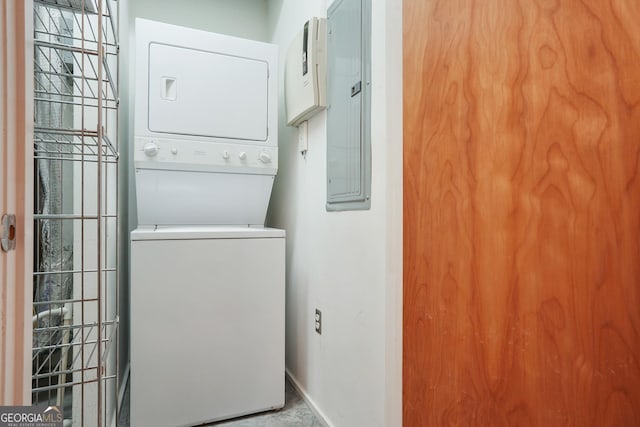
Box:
[117,0,270,393]
[266,1,402,426]
[127,0,269,42]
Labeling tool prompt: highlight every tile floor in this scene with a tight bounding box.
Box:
[118,378,324,427]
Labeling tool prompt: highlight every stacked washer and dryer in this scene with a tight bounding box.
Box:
[130,19,285,426]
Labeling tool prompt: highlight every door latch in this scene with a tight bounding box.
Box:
[1,214,16,252]
[351,81,362,97]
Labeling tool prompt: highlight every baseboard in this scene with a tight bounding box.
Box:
[285,369,334,427]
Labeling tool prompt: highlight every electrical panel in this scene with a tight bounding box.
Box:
[285,17,327,127]
[326,0,371,211]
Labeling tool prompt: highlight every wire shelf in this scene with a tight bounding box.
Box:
[34,0,116,50]
[34,41,118,99]
[32,318,119,401]
[35,0,99,14]
[35,129,118,163]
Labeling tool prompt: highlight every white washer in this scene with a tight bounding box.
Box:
[130,226,285,426]
[130,20,284,426]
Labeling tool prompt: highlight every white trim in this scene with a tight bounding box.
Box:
[285,370,333,427]
[0,0,34,405]
[383,0,403,425]
[22,0,35,405]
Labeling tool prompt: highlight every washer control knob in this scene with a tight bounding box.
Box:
[238,151,247,160]
[222,150,230,160]
[259,151,272,163]
[143,142,159,157]
[170,147,178,155]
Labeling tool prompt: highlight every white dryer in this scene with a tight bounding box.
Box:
[130,19,284,426]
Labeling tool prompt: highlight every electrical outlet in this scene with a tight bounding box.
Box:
[315,309,322,334]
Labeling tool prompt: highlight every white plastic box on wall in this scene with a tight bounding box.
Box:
[285,17,327,127]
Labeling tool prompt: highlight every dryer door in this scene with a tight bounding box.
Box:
[148,43,269,142]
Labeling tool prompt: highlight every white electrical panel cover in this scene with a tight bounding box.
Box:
[285,17,327,127]
[135,19,278,147]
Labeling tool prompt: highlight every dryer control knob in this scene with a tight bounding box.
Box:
[143,142,159,157]
[238,151,247,160]
[259,152,272,163]
[222,150,230,160]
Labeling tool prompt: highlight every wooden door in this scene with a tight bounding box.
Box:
[403,0,640,425]
[0,0,33,405]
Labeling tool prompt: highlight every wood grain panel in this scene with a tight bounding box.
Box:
[403,0,640,425]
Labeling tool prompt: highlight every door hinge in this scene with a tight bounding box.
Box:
[1,214,17,252]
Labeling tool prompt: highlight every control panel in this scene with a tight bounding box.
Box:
[134,137,278,175]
